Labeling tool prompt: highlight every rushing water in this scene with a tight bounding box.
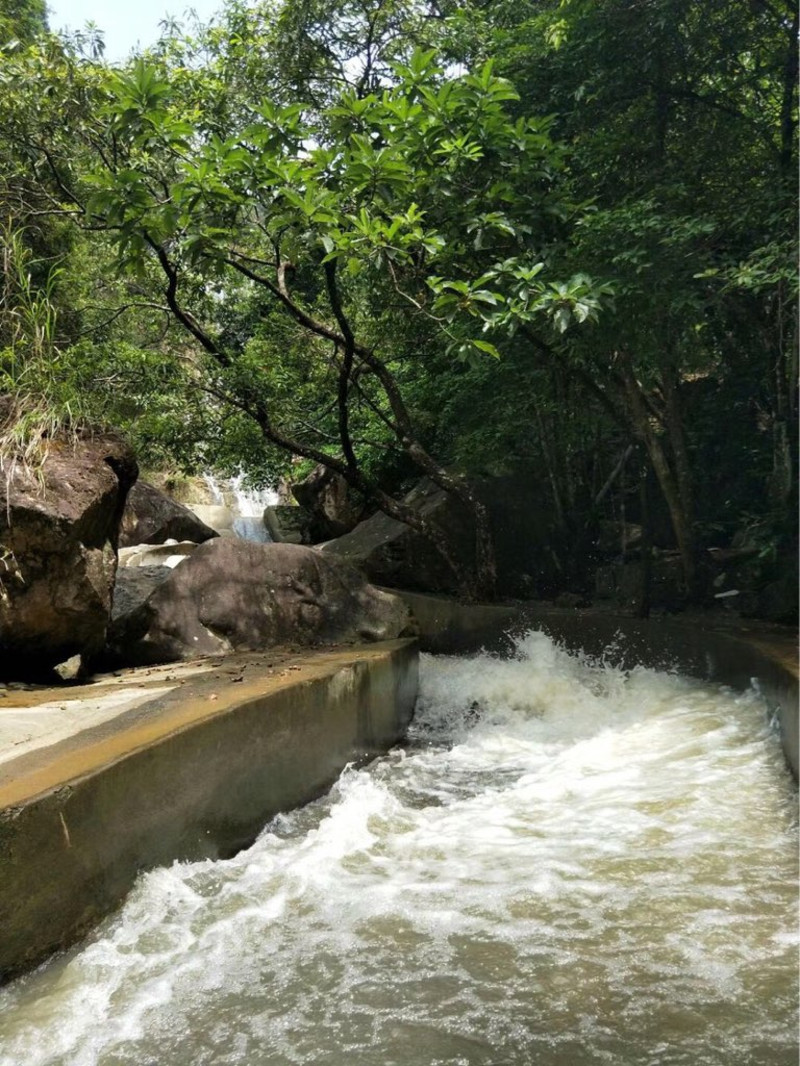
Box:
[0,633,797,1066]
[202,474,278,543]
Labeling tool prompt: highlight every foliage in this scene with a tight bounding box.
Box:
[466,0,799,594]
[0,0,47,46]
[0,0,794,608]
[0,226,94,461]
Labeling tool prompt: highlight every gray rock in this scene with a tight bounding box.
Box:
[553,591,587,609]
[118,541,199,568]
[263,505,314,545]
[53,654,85,682]
[321,475,558,597]
[186,503,236,537]
[291,465,370,540]
[321,481,454,592]
[111,565,173,622]
[744,559,799,625]
[595,520,643,555]
[593,554,688,611]
[108,539,414,666]
[119,481,218,548]
[0,433,137,677]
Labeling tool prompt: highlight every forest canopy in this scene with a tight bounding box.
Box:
[0,0,796,604]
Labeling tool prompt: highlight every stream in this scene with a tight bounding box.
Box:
[0,631,796,1065]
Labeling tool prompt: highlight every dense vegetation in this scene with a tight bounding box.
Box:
[0,0,796,607]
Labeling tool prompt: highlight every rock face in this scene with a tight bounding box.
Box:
[263,504,314,545]
[111,566,173,623]
[120,480,218,548]
[292,465,370,541]
[321,476,557,597]
[321,480,464,593]
[0,434,137,676]
[594,555,688,611]
[185,503,236,537]
[108,539,414,666]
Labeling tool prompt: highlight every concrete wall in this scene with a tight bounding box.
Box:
[0,640,418,983]
[397,591,798,781]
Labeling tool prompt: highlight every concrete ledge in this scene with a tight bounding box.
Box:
[0,639,418,983]
[397,591,798,781]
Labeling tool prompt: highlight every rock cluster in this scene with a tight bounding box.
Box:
[107,539,413,666]
[0,434,137,677]
[322,476,558,598]
[291,465,370,540]
[1,456,415,679]
[7,440,787,680]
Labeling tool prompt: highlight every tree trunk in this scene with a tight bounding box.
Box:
[661,363,695,547]
[533,402,568,534]
[404,442,497,601]
[779,8,799,181]
[469,495,497,603]
[644,432,696,598]
[207,256,500,602]
[369,479,493,603]
[242,399,493,602]
[635,465,653,619]
[619,359,698,599]
[767,286,798,507]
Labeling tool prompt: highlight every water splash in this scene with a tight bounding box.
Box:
[228,473,279,518]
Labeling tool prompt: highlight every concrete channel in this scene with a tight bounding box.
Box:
[397,591,798,781]
[0,640,418,983]
[0,596,795,985]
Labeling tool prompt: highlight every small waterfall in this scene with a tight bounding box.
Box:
[200,474,225,506]
[198,474,279,543]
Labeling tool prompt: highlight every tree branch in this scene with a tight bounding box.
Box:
[323,260,358,472]
[73,301,171,337]
[146,237,227,361]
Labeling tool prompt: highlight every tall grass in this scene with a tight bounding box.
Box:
[0,225,90,470]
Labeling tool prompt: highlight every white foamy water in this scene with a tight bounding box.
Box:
[202,473,278,542]
[0,632,796,1065]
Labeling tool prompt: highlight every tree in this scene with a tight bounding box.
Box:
[453,0,798,599]
[5,0,792,613]
[5,41,603,598]
[0,0,47,44]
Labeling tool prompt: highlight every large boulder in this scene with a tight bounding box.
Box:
[0,433,137,676]
[321,475,558,598]
[738,546,799,625]
[292,465,370,540]
[107,539,414,666]
[594,554,688,612]
[119,480,218,548]
[321,480,464,594]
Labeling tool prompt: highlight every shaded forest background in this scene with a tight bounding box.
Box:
[0,0,796,612]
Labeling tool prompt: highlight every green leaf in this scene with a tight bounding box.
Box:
[471,339,502,358]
